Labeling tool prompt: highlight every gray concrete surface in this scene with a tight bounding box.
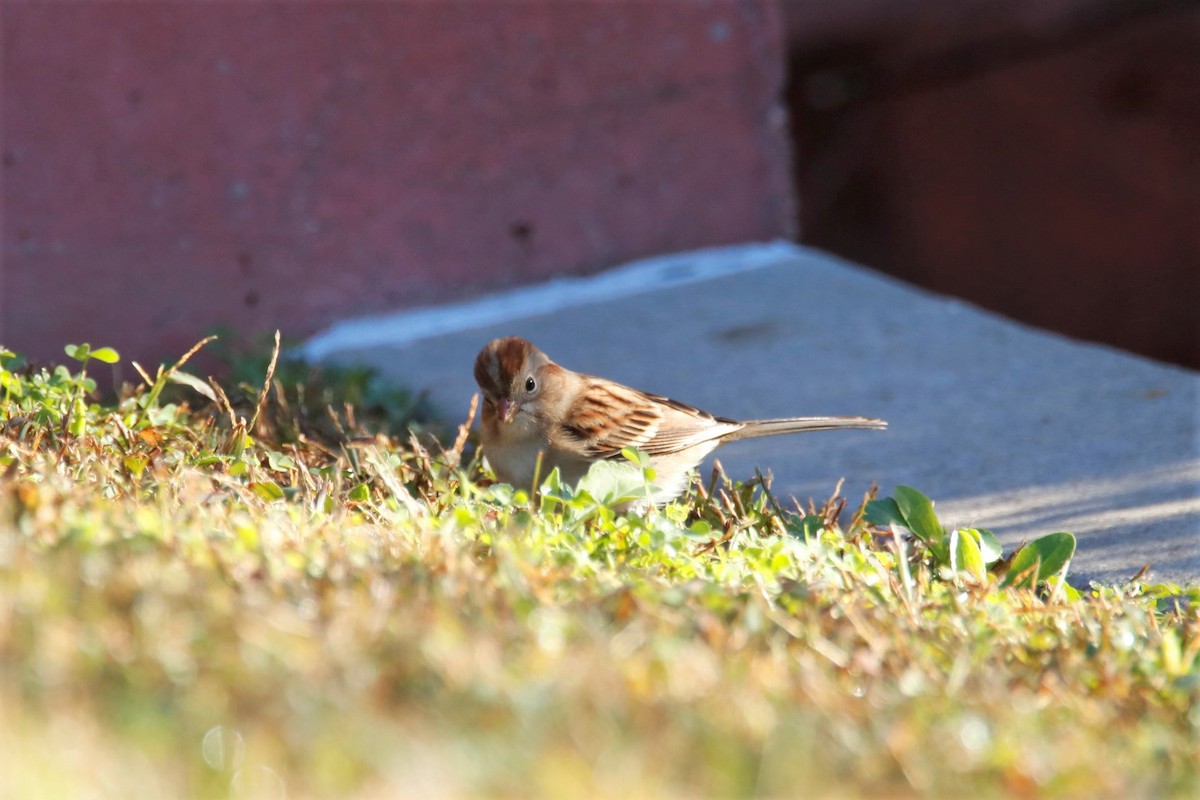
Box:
[304,243,1200,584]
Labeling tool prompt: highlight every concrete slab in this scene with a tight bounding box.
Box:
[303,243,1200,585]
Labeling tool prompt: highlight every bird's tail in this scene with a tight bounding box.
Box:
[725,416,887,442]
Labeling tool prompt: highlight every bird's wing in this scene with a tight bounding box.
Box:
[559,380,742,460]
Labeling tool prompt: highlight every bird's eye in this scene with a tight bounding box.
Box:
[524,376,537,393]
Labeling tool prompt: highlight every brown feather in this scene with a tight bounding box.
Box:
[560,381,743,459]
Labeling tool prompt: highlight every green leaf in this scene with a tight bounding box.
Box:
[147,404,178,426]
[1048,577,1082,603]
[575,460,654,507]
[538,466,564,496]
[951,528,986,580]
[64,343,88,361]
[621,447,650,469]
[864,497,905,528]
[788,514,826,543]
[266,450,296,472]
[250,481,286,502]
[168,370,217,402]
[967,528,1004,565]
[894,486,944,546]
[0,370,23,397]
[90,347,120,364]
[1003,532,1077,589]
[349,483,370,502]
[122,454,149,477]
[68,398,87,436]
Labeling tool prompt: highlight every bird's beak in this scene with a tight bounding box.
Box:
[497,398,518,423]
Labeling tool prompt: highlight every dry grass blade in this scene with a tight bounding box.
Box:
[169,335,218,373]
[209,380,238,430]
[449,392,479,466]
[248,330,281,435]
[130,361,154,387]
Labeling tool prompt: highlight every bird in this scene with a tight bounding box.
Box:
[472,336,886,504]
[472,335,888,501]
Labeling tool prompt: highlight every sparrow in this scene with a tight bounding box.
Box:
[473,336,886,504]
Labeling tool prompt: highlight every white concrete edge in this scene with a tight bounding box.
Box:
[299,240,805,360]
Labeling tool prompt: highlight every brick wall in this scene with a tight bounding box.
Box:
[1,2,794,367]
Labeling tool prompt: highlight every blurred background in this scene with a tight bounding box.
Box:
[2,0,1197,371]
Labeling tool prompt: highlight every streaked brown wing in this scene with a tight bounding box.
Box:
[560,381,742,459]
[640,392,744,454]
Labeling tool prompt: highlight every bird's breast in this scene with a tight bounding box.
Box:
[482,425,594,490]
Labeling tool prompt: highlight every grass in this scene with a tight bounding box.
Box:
[1,340,1198,798]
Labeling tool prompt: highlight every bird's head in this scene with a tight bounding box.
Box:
[473,336,557,425]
